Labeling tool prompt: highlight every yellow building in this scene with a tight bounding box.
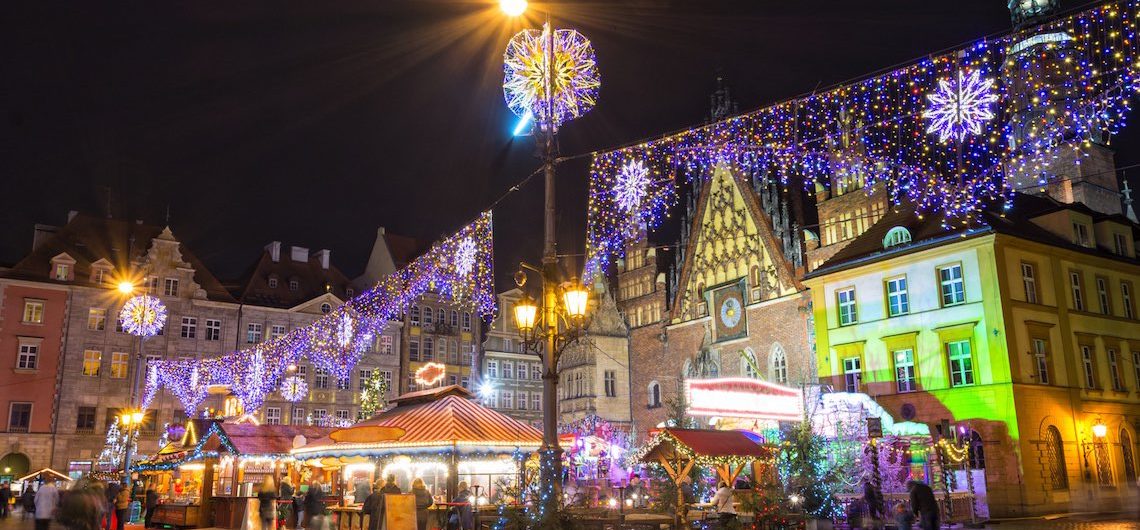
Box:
[804,193,1140,517]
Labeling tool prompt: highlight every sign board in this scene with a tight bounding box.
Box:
[866,417,883,438]
[384,494,417,530]
[685,377,803,421]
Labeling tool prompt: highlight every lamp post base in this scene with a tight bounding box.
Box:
[537,447,564,520]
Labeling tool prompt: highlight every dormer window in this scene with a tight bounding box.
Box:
[54,264,69,281]
[346,287,355,298]
[289,279,299,291]
[268,277,278,289]
[882,226,912,248]
[1114,232,1129,256]
[92,268,106,285]
[1072,222,1091,247]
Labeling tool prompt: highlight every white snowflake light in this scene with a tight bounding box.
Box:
[337,312,354,348]
[119,294,168,337]
[503,22,600,129]
[455,238,477,277]
[922,69,999,143]
[279,375,308,402]
[614,159,650,212]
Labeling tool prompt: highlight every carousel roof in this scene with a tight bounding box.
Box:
[293,385,543,458]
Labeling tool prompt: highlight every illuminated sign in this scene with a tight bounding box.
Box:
[414,362,448,387]
[684,377,803,421]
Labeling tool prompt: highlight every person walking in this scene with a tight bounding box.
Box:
[712,481,736,527]
[144,486,158,529]
[258,477,278,530]
[114,483,130,530]
[302,480,325,530]
[410,478,432,530]
[1,482,12,518]
[22,484,37,519]
[102,481,120,530]
[862,479,883,529]
[278,477,294,530]
[907,480,939,530]
[34,479,59,530]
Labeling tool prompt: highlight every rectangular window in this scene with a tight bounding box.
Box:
[1021,263,1038,304]
[503,361,514,380]
[8,403,32,432]
[837,288,857,326]
[1070,271,1085,311]
[1073,222,1090,246]
[939,265,966,306]
[180,317,197,339]
[23,300,44,324]
[947,340,975,387]
[460,376,469,389]
[462,312,472,331]
[448,375,458,386]
[83,350,102,377]
[87,308,106,331]
[359,369,373,390]
[532,363,542,380]
[1080,345,1097,389]
[146,277,159,294]
[885,277,909,317]
[532,393,541,411]
[409,339,420,361]
[270,325,286,340]
[265,407,281,425]
[110,352,129,379]
[1096,277,1111,315]
[54,264,69,281]
[423,338,434,361]
[1032,338,1050,385]
[312,409,327,423]
[514,391,525,410]
[1108,349,1124,391]
[843,357,861,393]
[380,370,392,390]
[314,368,329,389]
[163,278,179,297]
[1134,352,1140,391]
[1124,282,1136,320]
[1115,233,1129,255]
[336,373,351,391]
[461,342,472,364]
[379,335,393,355]
[76,406,96,432]
[246,323,262,343]
[205,319,222,341]
[487,360,498,379]
[17,342,39,370]
[893,349,916,393]
[93,268,106,284]
[335,410,350,423]
[503,392,513,410]
[292,408,305,425]
[604,370,617,397]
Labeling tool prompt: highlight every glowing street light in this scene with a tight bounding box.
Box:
[1092,421,1108,439]
[499,0,527,17]
[117,281,135,295]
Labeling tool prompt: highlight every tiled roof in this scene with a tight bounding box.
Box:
[236,250,353,308]
[221,424,335,455]
[641,428,772,462]
[384,233,424,269]
[3,213,234,302]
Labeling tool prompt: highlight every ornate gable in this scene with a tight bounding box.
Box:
[671,166,801,324]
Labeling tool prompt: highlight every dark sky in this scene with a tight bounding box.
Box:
[4,1,1131,287]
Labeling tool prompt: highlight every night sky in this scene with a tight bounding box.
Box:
[5,1,1135,287]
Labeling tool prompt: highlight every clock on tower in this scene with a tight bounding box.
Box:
[711,281,747,341]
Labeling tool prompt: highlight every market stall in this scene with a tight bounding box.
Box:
[292,385,542,520]
[134,419,332,529]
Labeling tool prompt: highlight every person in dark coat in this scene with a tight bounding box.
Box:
[1,482,12,518]
[303,480,325,530]
[907,480,939,530]
[362,482,385,530]
[450,482,473,530]
[21,485,36,519]
[410,478,432,530]
[102,481,121,530]
[863,479,883,524]
[144,487,158,528]
[258,478,278,530]
[278,478,294,530]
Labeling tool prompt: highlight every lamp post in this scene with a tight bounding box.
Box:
[117,283,168,490]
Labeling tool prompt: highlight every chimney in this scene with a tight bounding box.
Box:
[377,226,386,236]
[67,210,79,222]
[265,241,281,262]
[315,249,331,270]
[290,246,309,262]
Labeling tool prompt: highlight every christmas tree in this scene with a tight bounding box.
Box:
[778,419,842,520]
[359,371,389,419]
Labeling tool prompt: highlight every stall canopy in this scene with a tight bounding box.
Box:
[293,385,542,458]
[135,420,333,471]
[17,468,72,483]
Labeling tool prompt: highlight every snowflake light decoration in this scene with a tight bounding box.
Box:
[922,69,999,143]
[337,312,354,348]
[279,375,308,402]
[504,22,600,130]
[119,294,168,337]
[614,159,650,212]
[455,237,477,277]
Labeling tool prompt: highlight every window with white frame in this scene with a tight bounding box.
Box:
[164,278,179,297]
[1021,263,1038,304]
[503,361,514,380]
[1032,338,1050,385]
[336,372,351,391]
[270,325,286,340]
[503,391,513,409]
[289,279,299,291]
[882,226,912,248]
[451,310,459,327]
[17,341,39,370]
[939,265,965,306]
[268,277,278,289]
[1096,277,1111,315]
[8,403,31,433]
[487,360,498,379]
[181,317,197,339]
[423,337,434,361]
[947,340,974,387]
[381,370,393,390]
[23,300,44,324]
[423,307,433,325]
[92,268,107,285]
[532,393,541,411]
[1080,345,1097,388]
[462,312,472,331]
[894,349,916,392]
[532,363,542,380]
[359,369,373,390]
[1108,349,1124,391]
[409,338,420,361]
[83,350,101,377]
[741,348,758,379]
[314,368,329,389]
[246,323,262,343]
[837,288,857,326]
[461,342,472,364]
[379,335,393,354]
[1123,282,1136,319]
[437,309,446,325]
[1070,271,1085,311]
[1115,232,1129,255]
[886,277,909,317]
[205,319,222,341]
[410,306,420,326]
[448,375,457,386]
[312,409,327,424]
[449,340,458,364]
[265,407,281,425]
[54,263,69,281]
[460,376,469,389]
[292,407,305,425]
[110,351,129,379]
[87,308,106,331]
[1072,222,1091,246]
[842,357,861,392]
[770,345,788,384]
[335,410,351,423]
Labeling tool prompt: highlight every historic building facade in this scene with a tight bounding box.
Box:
[805,194,1140,517]
[557,284,631,428]
[480,289,544,427]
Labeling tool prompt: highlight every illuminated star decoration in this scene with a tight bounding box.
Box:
[504,22,600,130]
[614,159,650,212]
[455,237,477,277]
[279,375,309,402]
[922,69,999,143]
[119,294,168,337]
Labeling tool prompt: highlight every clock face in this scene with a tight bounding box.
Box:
[720,297,742,328]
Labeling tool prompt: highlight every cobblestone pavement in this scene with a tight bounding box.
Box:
[979,514,1139,530]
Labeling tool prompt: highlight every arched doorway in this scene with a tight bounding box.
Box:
[0,452,31,480]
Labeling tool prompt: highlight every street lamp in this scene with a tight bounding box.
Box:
[499,0,527,17]
[117,286,167,490]
[117,281,135,295]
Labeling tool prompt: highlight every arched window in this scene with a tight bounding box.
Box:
[648,381,661,408]
[451,310,459,327]
[770,344,788,384]
[410,306,421,326]
[1122,430,1138,484]
[741,348,759,379]
[423,308,433,325]
[437,309,446,325]
[967,431,985,469]
[1044,426,1068,490]
[462,312,472,331]
[882,226,912,248]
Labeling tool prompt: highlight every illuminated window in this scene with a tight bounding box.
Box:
[1021,263,1038,304]
[82,350,102,377]
[947,340,974,387]
[54,264,69,281]
[1044,426,1068,490]
[110,351,129,379]
[842,357,861,392]
[1070,271,1085,311]
[886,277,909,317]
[837,288,857,326]
[939,265,965,306]
[1080,345,1097,389]
[1108,349,1124,391]
[22,300,44,324]
[1032,338,1050,385]
[882,226,911,248]
[894,349,916,392]
[88,308,106,331]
